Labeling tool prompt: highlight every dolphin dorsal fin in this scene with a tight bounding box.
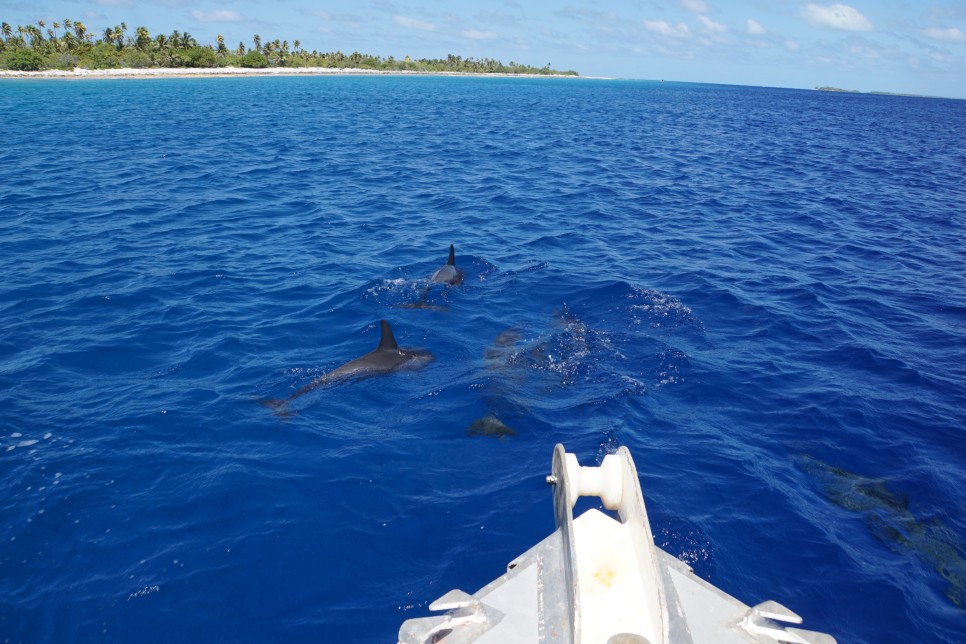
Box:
[447,244,456,266]
[377,320,400,352]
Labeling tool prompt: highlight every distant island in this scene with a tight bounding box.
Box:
[815,86,933,98]
[814,86,861,93]
[0,19,578,76]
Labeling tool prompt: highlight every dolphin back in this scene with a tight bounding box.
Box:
[377,319,400,351]
[262,320,433,418]
[430,244,464,285]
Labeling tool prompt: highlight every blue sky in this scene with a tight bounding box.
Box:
[4,1,966,97]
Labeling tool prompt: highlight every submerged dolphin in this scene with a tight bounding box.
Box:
[262,320,433,413]
[429,244,464,285]
[799,455,966,608]
[466,415,518,439]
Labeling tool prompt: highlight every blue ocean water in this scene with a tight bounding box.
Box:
[1,75,964,642]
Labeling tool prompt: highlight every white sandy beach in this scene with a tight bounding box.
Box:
[0,66,588,80]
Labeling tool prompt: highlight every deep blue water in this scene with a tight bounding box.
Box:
[1,75,965,643]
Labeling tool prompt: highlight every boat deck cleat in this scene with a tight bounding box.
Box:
[399,444,837,644]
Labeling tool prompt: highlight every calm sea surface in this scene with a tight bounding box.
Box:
[1,75,964,642]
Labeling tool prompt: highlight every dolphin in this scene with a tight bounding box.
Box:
[262,320,434,413]
[429,244,464,286]
[466,415,518,439]
[398,244,464,310]
[799,455,966,608]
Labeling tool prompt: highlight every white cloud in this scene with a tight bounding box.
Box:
[801,4,873,32]
[394,15,436,31]
[786,39,800,51]
[746,18,766,35]
[850,44,880,59]
[462,29,497,40]
[680,0,711,13]
[921,27,966,43]
[555,7,619,24]
[191,10,243,22]
[931,51,958,63]
[305,10,363,25]
[644,20,691,38]
[698,15,726,33]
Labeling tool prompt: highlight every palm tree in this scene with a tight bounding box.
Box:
[135,26,150,51]
[154,33,170,65]
[50,22,61,52]
[27,25,43,49]
[32,20,50,52]
[61,19,71,49]
[253,33,261,53]
[73,21,88,44]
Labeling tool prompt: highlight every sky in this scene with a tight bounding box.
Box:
[3,1,966,98]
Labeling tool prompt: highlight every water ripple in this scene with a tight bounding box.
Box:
[0,77,964,643]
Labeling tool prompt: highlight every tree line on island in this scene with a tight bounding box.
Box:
[0,19,577,76]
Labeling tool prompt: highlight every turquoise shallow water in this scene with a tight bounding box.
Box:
[1,75,965,642]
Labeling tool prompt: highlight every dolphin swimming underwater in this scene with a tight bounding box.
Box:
[262,320,434,413]
[429,244,464,286]
[799,455,966,608]
[466,415,518,439]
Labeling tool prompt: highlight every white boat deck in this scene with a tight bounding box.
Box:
[399,444,836,644]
